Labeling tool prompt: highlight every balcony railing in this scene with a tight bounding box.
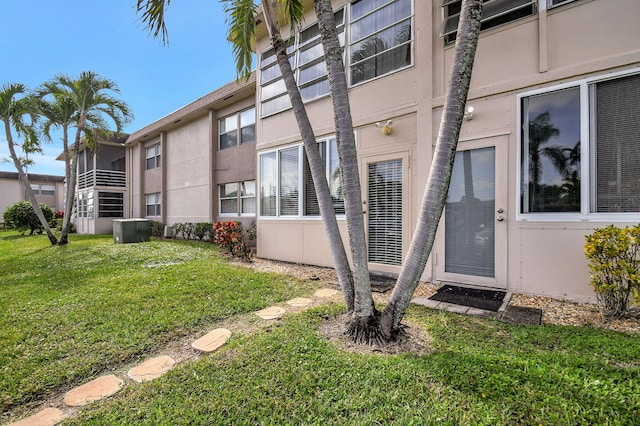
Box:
[78,169,126,189]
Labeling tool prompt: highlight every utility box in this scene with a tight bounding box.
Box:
[113,219,150,243]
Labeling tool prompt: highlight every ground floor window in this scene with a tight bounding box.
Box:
[519,70,640,220]
[98,192,124,218]
[219,180,256,216]
[259,137,344,218]
[77,191,94,219]
[146,192,161,217]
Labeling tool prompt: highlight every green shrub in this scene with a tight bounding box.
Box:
[194,222,213,241]
[2,201,54,235]
[584,224,640,317]
[149,220,164,237]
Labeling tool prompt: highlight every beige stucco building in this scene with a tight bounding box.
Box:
[0,171,65,222]
[125,73,257,229]
[252,0,640,302]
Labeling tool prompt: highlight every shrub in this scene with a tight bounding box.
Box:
[584,224,640,318]
[214,221,251,261]
[194,222,213,241]
[149,220,164,238]
[2,201,54,235]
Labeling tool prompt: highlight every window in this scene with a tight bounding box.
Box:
[548,0,578,8]
[519,71,640,220]
[350,0,412,85]
[77,191,94,219]
[146,192,161,217]
[259,1,412,116]
[146,144,161,170]
[259,137,344,217]
[219,181,256,216]
[442,0,537,44]
[98,192,124,218]
[30,184,55,196]
[219,107,256,149]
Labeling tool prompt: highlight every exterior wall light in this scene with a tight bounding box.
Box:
[375,120,393,135]
[464,105,474,120]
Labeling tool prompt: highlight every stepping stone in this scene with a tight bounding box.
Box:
[8,407,67,426]
[192,328,232,353]
[286,297,313,307]
[127,355,175,383]
[64,374,123,407]
[314,288,339,298]
[255,306,285,320]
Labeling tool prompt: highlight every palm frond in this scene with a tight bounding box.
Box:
[277,0,305,34]
[222,0,257,80]
[136,0,171,45]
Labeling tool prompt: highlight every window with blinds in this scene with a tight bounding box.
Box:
[519,70,640,219]
[98,192,124,218]
[442,0,536,44]
[260,152,277,216]
[368,159,403,265]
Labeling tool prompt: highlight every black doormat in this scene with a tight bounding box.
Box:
[429,284,506,311]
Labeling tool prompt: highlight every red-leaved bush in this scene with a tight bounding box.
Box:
[213,221,251,261]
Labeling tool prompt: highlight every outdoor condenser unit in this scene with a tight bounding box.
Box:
[113,219,150,243]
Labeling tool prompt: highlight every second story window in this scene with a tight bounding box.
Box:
[442,0,537,45]
[146,144,161,170]
[219,107,256,150]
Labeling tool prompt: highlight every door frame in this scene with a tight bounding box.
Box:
[434,135,508,289]
[361,150,411,275]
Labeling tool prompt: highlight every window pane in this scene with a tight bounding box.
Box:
[220,131,237,150]
[221,182,238,198]
[299,60,328,85]
[261,95,292,117]
[351,19,411,63]
[303,142,326,216]
[521,87,581,213]
[241,125,255,144]
[241,180,255,196]
[299,41,324,67]
[242,197,256,214]
[220,114,237,133]
[593,73,640,213]
[261,79,287,102]
[328,139,345,214]
[220,198,237,214]
[260,152,277,216]
[351,43,411,85]
[261,62,281,84]
[301,80,330,102]
[240,108,256,126]
[351,0,395,21]
[279,147,299,215]
[351,0,411,43]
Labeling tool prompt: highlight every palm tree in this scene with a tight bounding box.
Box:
[0,83,59,244]
[39,72,133,244]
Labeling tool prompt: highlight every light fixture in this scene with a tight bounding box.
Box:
[375,120,393,135]
[464,105,474,121]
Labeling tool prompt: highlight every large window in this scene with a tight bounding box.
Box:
[146,144,161,170]
[260,137,344,217]
[442,0,537,44]
[30,184,55,196]
[259,0,413,117]
[146,192,161,217]
[219,180,256,216]
[519,71,640,220]
[77,191,94,219]
[98,192,124,218]
[219,107,256,149]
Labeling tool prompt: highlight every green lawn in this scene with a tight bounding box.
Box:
[2,231,639,425]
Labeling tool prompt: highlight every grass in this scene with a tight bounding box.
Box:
[0,231,317,415]
[2,231,639,425]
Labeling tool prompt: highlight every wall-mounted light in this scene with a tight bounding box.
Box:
[464,105,474,121]
[375,120,394,135]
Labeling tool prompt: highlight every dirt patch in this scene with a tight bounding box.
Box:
[318,314,432,356]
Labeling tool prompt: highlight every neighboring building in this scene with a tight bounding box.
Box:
[251,0,640,302]
[57,134,128,234]
[0,171,65,219]
[125,73,256,229]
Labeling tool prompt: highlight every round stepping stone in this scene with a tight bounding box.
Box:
[314,288,339,298]
[127,355,175,383]
[64,374,123,407]
[255,306,286,320]
[8,407,67,426]
[286,297,313,307]
[192,328,232,353]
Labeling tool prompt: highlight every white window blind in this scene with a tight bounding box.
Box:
[368,159,403,265]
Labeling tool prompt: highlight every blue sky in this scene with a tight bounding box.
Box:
[1,0,244,176]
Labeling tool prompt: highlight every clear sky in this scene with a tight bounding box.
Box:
[1,0,244,176]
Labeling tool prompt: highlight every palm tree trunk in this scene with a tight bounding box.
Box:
[380,0,482,340]
[261,0,355,312]
[60,118,84,244]
[314,0,376,341]
[3,118,58,244]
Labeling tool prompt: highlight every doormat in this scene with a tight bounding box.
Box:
[429,284,506,312]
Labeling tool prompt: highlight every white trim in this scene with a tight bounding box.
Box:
[516,68,640,223]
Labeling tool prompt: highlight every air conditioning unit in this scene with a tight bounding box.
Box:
[113,219,150,243]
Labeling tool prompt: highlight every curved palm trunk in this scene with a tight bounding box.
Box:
[314,0,376,342]
[380,0,482,340]
[59,117,85,245]
[3,119,58,244]
[261,0,355,312]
